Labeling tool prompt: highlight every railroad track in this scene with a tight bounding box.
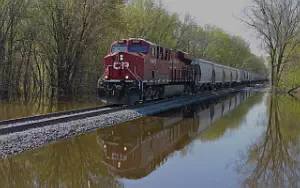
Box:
[0,96,193,135]
[0,86,251,136]
[0,104,126,135]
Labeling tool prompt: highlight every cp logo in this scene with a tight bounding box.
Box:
[113,62,129,70]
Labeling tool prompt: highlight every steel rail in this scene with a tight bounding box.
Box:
[0,96,191,135]
[0,105,124,135]
[0,104,119,127]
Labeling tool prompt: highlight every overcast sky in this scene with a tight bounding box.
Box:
[160,0,264,56]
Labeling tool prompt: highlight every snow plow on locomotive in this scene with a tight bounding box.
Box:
[97,38,266,105]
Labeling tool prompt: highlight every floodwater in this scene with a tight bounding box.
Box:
[1,90,300,188]
[0,96,102,121]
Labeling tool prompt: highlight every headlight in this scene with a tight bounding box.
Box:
[104,76,108,79]
[104,144,107,149]
[125,75,129,79]
[124,147,127,151]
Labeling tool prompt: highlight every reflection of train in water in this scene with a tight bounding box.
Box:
[98,91,256,179]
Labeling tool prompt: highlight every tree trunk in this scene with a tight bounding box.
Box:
[0,40,8,100]
[287,85,300,94]
[57,67,73,101]
[271,58,275,88]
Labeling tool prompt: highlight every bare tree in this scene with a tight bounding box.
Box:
[243,0,300,89]
[0,0,27,99]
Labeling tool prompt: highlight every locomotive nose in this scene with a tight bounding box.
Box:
[103,51,144,84]
[111,52,126,62]
[104,52,133,81]
[112,53,129,70]
[119,53,124,61]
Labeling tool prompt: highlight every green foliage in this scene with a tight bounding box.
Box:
[243,55,269,75]
[277,43,300,92]
[0,0,268,100]
[122,0,178,47]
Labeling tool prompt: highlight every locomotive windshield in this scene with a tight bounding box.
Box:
[111,45,127,52]
[128,45,148,53]
[111,44,149,53]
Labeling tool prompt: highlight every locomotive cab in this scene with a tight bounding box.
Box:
[103,39,148,81]
[98,39,150,104]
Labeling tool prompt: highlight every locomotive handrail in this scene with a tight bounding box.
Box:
[126,67,144,100]
[126,67,142,83]
[97,65,113,88]
[97,68,108,87]
[127,67,142,81]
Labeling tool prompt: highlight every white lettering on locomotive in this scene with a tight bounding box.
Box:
[113,62,129,70]
[150,59,156,64]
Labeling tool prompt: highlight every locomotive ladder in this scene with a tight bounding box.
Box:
[125,67,144,102]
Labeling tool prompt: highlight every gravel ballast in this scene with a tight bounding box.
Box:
[0,87,252,158]
[0,110,142,158]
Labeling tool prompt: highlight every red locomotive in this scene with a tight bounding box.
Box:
[97,38,265,105]
[97,38,194,104]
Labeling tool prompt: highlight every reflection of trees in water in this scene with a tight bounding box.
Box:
[199,93,265,142]
[0,95,101,121]
[235,95,300,188]
[0,158,35,187]
[0,133,123,188]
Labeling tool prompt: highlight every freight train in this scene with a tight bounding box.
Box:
[97,38,266,105]
[97,91,255,179]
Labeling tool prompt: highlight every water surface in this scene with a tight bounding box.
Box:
[0,96,102,121]
[1,90,299,187]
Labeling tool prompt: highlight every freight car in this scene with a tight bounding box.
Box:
[97,38,266,105]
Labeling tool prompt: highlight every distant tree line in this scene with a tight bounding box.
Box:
[0,0,268,101]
